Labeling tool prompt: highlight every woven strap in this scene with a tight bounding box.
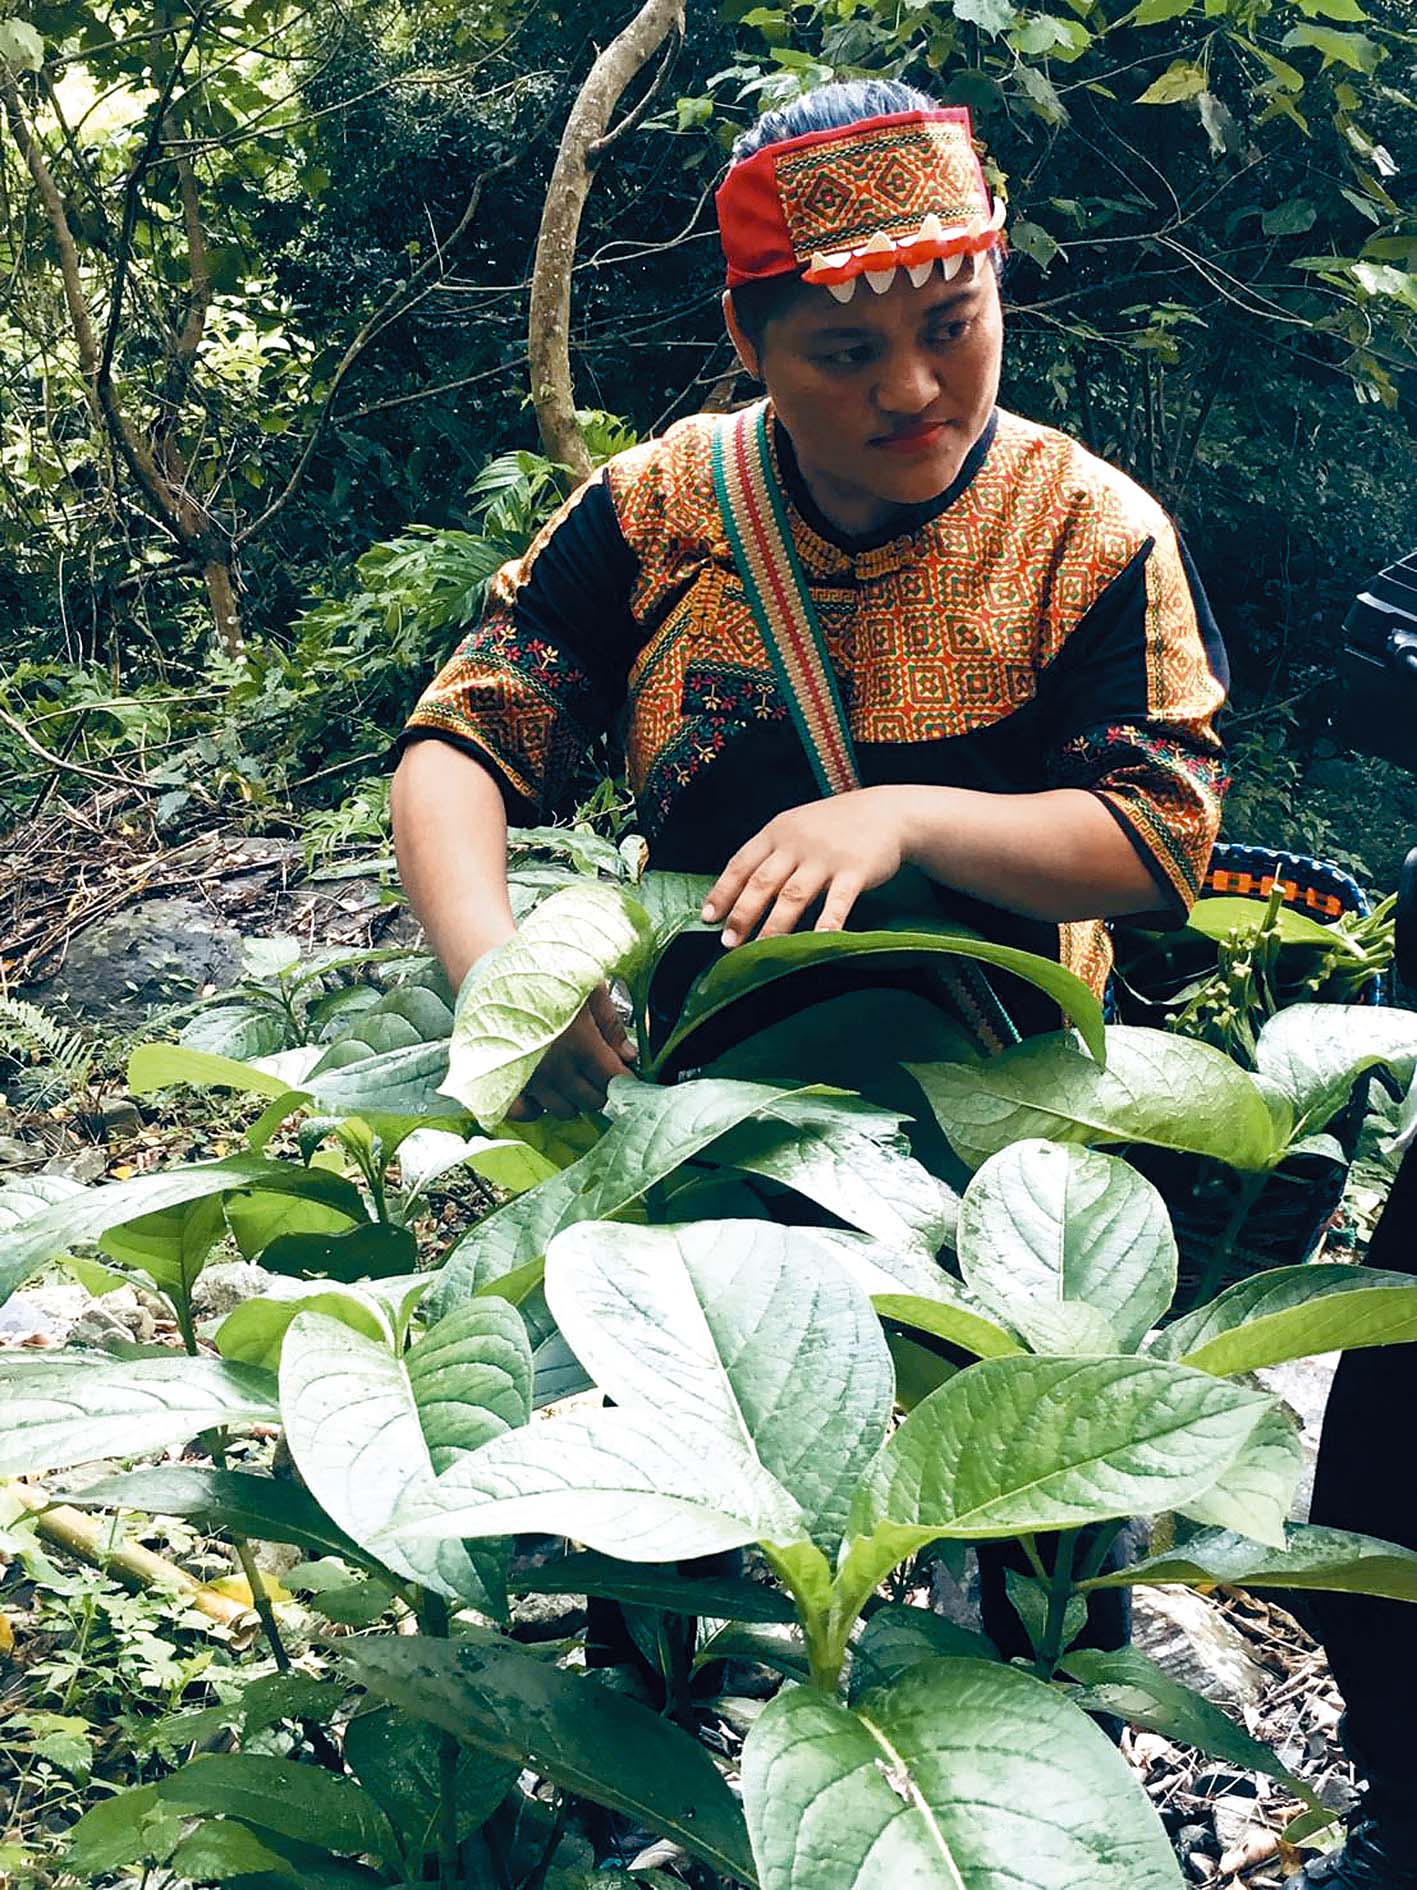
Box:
[711,402,1017,1057]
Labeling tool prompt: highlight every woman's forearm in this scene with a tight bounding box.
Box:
[391,740,518,987]
[898,784,1165,923]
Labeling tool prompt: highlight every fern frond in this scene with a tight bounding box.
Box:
[0,996,95,1093]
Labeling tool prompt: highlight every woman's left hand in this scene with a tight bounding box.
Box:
[701,786,916,946]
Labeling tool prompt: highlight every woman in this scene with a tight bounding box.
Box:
[392,78,1229,1116]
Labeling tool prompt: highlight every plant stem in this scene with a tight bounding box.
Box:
[419,1591,461,1890]
[1075,1519,1126,1587]
[1189,1167,1269,1311]
[1034,1530,1078,1679]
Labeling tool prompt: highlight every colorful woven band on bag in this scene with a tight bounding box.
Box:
[716,107,1005,296]
[710,401,1018,1056]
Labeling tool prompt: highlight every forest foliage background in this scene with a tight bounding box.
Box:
[2,0,1417,885]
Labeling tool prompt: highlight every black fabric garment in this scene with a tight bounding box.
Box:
[1308,1142,1417,1783]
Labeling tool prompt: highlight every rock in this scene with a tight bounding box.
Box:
[0,1285,88,1344]
[191,1261,276,1320]
[509,1591,584,1642]
[1132,1586,1269,1710]
[71,1290,157,1349]
[41,1145,108,1183]
[30,896,244,1029]
[98,1096,143,1139]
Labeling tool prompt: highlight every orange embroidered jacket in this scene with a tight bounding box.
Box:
[398,406,1228,1006]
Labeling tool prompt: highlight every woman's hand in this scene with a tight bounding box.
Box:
[701,787,916,946]
[507,982,635,1121]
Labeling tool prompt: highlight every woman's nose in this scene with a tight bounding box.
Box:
[875,345,940,418]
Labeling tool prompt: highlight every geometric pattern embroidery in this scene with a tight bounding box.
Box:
[775,118,986,261]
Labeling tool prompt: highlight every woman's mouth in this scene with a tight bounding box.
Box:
[872,421,948,456]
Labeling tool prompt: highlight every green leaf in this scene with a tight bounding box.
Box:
[1255,1003,1417,1137]
[442,883,653,1126]
[99,1196,227,1304]
[1060,1646,1310,1793]
[0,1173,86,1230]
[155,1755,397,1865]
[1280,23,1381,69]
[129,1042,296,1098]
[1293,0,1367,15]
[702,1112,958,1261]
[848,1602,997,1700]
[542,1218,890,1552]
[0,1356,277,1476]
[1083,1524,1417,1598]
[1137,61,1208,104]
[431,1076,835,1310]
[1132,0,1192,21]
[1149,1264,1417,1376]
[169,1819,294,1882]
[1176,1405,1303,1548]
[909,1026,1279,1173]
[396,1403,804,1562]
[742,1658,1182,1890]
[633,869,718,955]
[0,19,45,69]
[343,1707,514,1862]
[957,1141,1176,1351]
[279,1302,530,1608]
[1261,199,1319,236]
[239,1671,349,1736]
[180,1003,289,1061]
[857,1355,1270,1543]
[344,1635,755,1883]
[259,1223,418,1283]
[64,1784,182,1874]
[870,1287,1024,1362]
[0,1155,366,1307]
[657,927,1106,1075]
[215,1283,396,1372]
[308,1042,464,1125]
[513,1548,797,1621]
[225,1188,355,1262]
[57,1466,370,1566]
[951,0,1016,32]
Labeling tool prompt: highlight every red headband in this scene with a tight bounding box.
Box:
[716,107,1004,300]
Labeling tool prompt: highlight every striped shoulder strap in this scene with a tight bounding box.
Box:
[710,401,1018,1059]
[710,401,860,799]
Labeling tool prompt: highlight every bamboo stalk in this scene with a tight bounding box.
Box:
[4,1479,256,1633]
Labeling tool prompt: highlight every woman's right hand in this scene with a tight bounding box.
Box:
[507,982,635,1120]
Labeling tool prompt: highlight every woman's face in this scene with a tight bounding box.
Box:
[724,258,1004,537]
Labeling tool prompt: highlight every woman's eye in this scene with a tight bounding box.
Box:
[930,319,973,345]
[816,348,871,369]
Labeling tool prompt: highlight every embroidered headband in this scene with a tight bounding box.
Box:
[716,106,1005,304]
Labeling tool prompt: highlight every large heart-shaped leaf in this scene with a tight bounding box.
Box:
[656,926,1106,1073]
[0,1356,277,1476]
[1082,1524,1417,1599]
[1149,1265,1417,1375]
[909,1026,1279,1172]
[215,1280,405,1372]
[0,1173,87,1230]
[344,1634,755,1884]
[1255,1003,1417,1138]
[441,882,653,1126]
[741,1656,1182,1890]
[544,1218,893,1553]
[0,1156,368,1307]
[394,1404,804,1562]
[431,1077,840,1310]
[279,1301,530,1609]
[957,1141,1176,1350]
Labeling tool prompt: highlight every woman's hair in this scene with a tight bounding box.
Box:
[726,78,1001,353]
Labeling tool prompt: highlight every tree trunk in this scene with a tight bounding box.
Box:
[528,0,685,481]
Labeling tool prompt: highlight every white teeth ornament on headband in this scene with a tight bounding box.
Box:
[808,200,1004,304]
